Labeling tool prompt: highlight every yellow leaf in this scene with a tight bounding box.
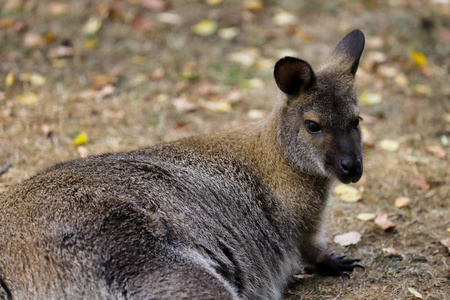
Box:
[242,78,264,89]
[356,213,376,221]
[447,227,450,234]
[334,184,362,202]
[17,93,38,105]
[407,287,423,299]
[83,38,99,49]
[5,71,14,87]
[394,196,411,208]
[202,100,231,113]
[379,139,400,152]
[218,27,239,40]
[83,17,102,35]
[273,11,297,26]
[243,0,263,12]
[69,132,89,146]
[205,0,223,5]
[20,72,46,86]
[411,51,428,68]
[360,91,382,106]
[192,19,218,36]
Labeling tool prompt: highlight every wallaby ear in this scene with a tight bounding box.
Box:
[274,56,316,96]
[330,29,365,76]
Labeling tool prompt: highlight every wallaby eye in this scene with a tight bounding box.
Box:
[305,120,321,134]
[354,116,362,129]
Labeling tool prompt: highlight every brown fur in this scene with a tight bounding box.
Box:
[0,30,365,300]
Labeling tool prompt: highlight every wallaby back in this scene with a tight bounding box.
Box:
[0,30,365,300]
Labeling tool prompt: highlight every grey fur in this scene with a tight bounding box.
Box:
[0,30,365,300]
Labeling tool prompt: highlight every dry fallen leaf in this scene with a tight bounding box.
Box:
[228,48,260,68]
[41,124,53,138]
[247,109,265,120]
[131,15,153,33]
[440,238,450,252]
[23,32,44,48]
[77,146,90,158]
[361,126,375,148]
[17,93,38,105]
[202,99,231,113]
[20,72,46,86]
[5,71,14,87]
[69,132,89,146]
[382,247,402,257]
[141,0,169,12]
[242,78,264,89]
[411,50,428,68]
[360,91,382,106]
[192,19,218,36]
[48,2,69,15]
[407,287,423,299]
[83,17,103,35]
[394,73,409,87]
[206,0,223,5]
[218,27,239,40]
[394,196,411,208]
[413,84,432,96]
[374,212,395,231]
[243,0,263,12]
[156,13,183,25]
[173,97,197,113]
[48,44,74,59]
[447,227,450,234]
[334,184,362,202]
[333,231,361,246]
[379,139,400,152]
[413,180,430,190]
[356,213,376,222]
[273,11,297,26]
[426,145,446,158]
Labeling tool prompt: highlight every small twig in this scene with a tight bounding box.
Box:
[0,161,11,177]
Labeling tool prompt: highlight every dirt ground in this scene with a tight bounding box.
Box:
[0,0,449,299]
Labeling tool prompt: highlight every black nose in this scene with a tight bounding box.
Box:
[340,156,361,177]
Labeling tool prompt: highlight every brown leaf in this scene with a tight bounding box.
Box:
[374,212,395,231]
[131,15,153,33]
[141,0,169,12]
[0,18,16,29]
[426,145,446,158]
[441,238,450,253]
[48,2,69,15]
[413,180,430,190]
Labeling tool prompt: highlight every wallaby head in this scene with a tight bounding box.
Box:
[274,29,365,184]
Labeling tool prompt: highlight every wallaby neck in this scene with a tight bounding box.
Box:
[180,108,333,205]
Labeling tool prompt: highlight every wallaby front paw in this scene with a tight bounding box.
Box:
[306,252,364,277]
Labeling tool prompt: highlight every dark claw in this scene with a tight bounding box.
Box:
[308,253,365,277]
[339,272,351,278]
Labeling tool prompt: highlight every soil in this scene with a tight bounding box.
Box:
[0,0,449,299]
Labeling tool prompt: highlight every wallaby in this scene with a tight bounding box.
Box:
[0,29,365,300]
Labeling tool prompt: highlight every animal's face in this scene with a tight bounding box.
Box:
[274,30,365,183]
